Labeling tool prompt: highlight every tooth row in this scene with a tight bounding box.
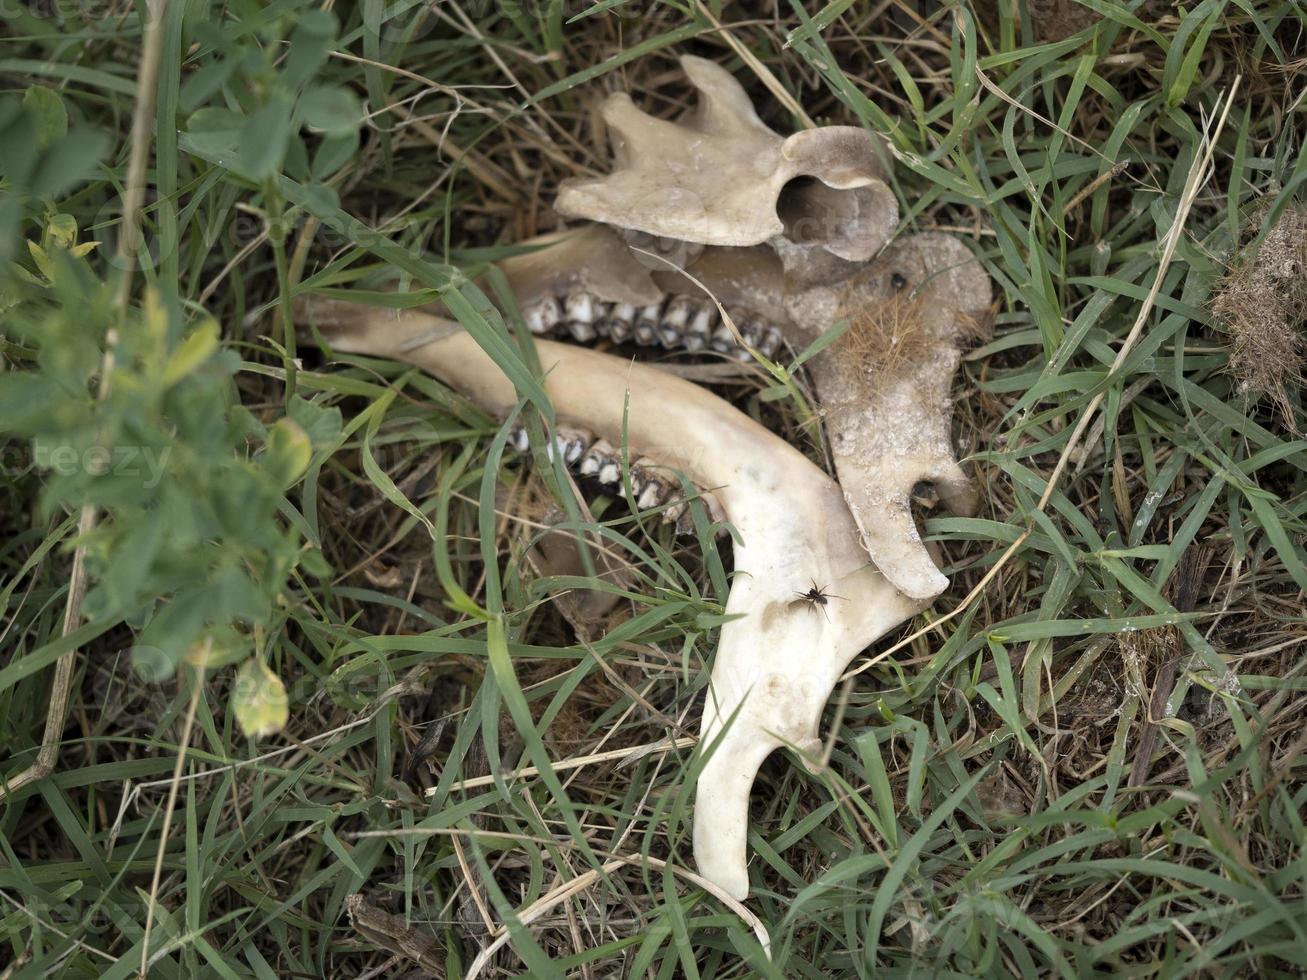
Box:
[508,424,723,535]
[521,288,785,362]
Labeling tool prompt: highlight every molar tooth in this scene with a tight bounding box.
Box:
[564,288,603,342]
[631,457,668,509]
[556,425,592,465]
[607,303,636,343]
[634,303,663,346]
[597,457,621,485]
[568,319,597,342]
[756,325,783,359]
[525,296,562,335]
[579,438,614,477]
[638,478,667,510]
[662,296,692,329]
[546,433,572,462]
[711,318,738,353]
[733,320,759,361]
[739,319,762,357]
[656,298,686,346]
[682,305,714,352]
[687,305,718,348]
[508,424,530,453]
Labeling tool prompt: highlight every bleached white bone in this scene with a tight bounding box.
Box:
[296,296,924,899]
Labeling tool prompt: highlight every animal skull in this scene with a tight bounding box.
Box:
[298,53,991,902]
[556,55,899,262]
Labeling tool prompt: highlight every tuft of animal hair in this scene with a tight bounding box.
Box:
[1210,204,1307,430]
[834,289,933,383]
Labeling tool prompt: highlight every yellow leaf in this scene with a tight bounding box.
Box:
[47,212,77,248]
[265,417,312,488]
[161,318,219,388]
[27,239,53,280]
[232,657,288,738]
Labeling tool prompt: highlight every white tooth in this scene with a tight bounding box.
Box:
[598,459,620,484]
[564,288,595,323]
[525,296,561,335]
[658,325,682,348]
[662,296,692,330]
[564,290,601,342]
[509,426,530,453]
[711,321,736,352]
[634,304,662,346]
[548,434,573,462]
[682,331,707,352]
[568,319,597,342]
[757,325,782,359]
[663,499,687,524]
[579,437,614,476]
[557,426,591,465]
[638,481,664,509]
[689,306,717,338]
[607,303,635,343]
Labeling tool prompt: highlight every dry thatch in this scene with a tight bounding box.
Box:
[1211,204,1307,427]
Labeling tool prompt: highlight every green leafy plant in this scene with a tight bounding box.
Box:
[1,219,336,705]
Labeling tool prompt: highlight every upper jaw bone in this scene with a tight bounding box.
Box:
[663,233,992,600]
[556,55,899,262]
[782,232,993,599]
[295,296,923,901]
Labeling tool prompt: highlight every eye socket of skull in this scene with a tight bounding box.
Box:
[776,176,898,262]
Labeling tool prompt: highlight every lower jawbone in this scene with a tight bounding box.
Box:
[296,278,927,900]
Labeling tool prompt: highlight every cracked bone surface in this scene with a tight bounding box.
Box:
[296,296,923,899]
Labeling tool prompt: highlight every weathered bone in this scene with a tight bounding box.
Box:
[556,55,898,261]
[299,54,991,903]
[784,233,991,598]
[296,295,925,899]
[545,55,996,901]
[552,57,990,600]
[665,235,992,599]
